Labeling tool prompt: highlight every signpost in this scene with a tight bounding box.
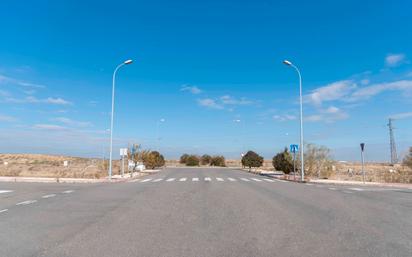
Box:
[290,144,299,181]
[360,143,365,184]
[120,148,128,177]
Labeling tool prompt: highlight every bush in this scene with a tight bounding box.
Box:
[302,143,333,178]
[180,154,189,164]
[143,151,165,169]
[201,154,212,165]
[186,155,200,166]
[272,148,294,174]
[403,147,412,169]
[241,151,263,171]
[210,155,226,167]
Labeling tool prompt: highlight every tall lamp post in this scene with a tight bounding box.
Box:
[156,118,165,151]
[283,59,305,182]
[109,59,133,180]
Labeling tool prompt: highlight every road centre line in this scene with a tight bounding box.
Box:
[227,178,237,181]
[348,188,365,191]
[240,178,250,181]
[42,194,56,199]
[179,178,187,182]
[152,178,163,182]
[16,200,37,206]
[166,178,176,182]
[205,177,211,181]
[0,209,8,214]
[251,178,262,182]
[141,179,152,182]
[0,190,13,194]
[216,178,224,181]
[263,178,275,182]
[62,190,74,194]
[192,178,199,181]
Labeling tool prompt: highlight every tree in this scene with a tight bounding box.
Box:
[403,147,412,169]
[301,143,333,178]
[272,148,293,174]
[210,155,226,167]
[143,151,165,169]
[241,151,263,171]
[180,154,189,164]
[186,155,200,166]
[201,154,212,165]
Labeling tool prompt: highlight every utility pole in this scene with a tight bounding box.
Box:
[360,143,365,184]
[388,118,398,164]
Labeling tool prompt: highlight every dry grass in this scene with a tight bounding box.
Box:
[0,154,124,179]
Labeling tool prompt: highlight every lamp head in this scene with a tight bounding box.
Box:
[124,59,133,65]
[283,60,292,66]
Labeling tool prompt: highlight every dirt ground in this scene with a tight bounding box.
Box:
[0,154,123,179]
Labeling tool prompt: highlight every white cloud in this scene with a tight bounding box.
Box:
[305,80,357,106]
[181,85,202,94]
[390,112,412,120]
[273,114,297,122]
[0,74,46,89]
[220,95,253,105]
[0,114,17,122]
[33,124,67,131]
[348,80,412,101]
[385,53,406,67]
[305,106,349,123]
[3,96,72,105]
[54,117,92,127]
[197,98,224,109]
[360,79,370,85]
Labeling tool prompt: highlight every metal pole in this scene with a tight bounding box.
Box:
[361,149,365,184]
[109,63,125,180]
[293,65,305,182]
[293,151,296,181]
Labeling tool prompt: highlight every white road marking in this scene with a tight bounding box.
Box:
[227,178,237,181]
[263,179,275,182]
[128,178,141,183]
[141,179,152,182]
[349,187,365,191]
[240,178,250,182]
[328,188,337,190]
[152,178,163,182]
[0,190,13,194]
[42,194,56,199]
[343,191,353,194]
[192,178,199,182]
[274,179,288,183]
[306,183,314,186]
[16,200,37,206]
[62,190,74,194]
[204,177,211,181]
[166,178,176,182]
[216,178,224,182]
[251,178,262,182]
[179,177,187,182]
[0,209,8,214]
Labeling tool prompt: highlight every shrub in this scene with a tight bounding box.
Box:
[186,155,200,166]
[143,151,165,169]
[210,155,226,167]
[403,147,412,169]
[272,148,294,174]
[201,154,212,165]
[302,143,333,178]
[241,151,263,171]
[180,154,189,164]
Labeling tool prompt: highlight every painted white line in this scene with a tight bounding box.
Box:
[240,178,250,182]
[62,190,74,194]
[251,178,262,182]
[0,209,8,214]
[227,178,237,182]
[343,191,353,194]
[152,178,163,182]
[42,194,56,199]
[166,178,176,182]
[192,178,199,182]
[216,178,224,182]
[349,187,365,191]
[274,179,288,183]
[179,178,187,182]
[141,179,152,183]
[328,188,337,190]
[306,183,314,186]
[263,179,275,182]
[0,190,13,194]
[204,177,211,181]
[16,200,37,206]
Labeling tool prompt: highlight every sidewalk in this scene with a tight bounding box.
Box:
[309,179,412,189]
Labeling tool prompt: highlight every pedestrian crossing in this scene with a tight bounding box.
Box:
[129,177,280,183]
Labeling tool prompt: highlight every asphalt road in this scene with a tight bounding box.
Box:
[1,167,411,257]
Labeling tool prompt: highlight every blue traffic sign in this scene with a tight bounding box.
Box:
[290,144,299,153]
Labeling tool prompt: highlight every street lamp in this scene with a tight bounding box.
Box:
[283,59,305,182]
[109,59,133,180]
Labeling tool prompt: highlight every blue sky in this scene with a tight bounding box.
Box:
[0,0,411,161]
